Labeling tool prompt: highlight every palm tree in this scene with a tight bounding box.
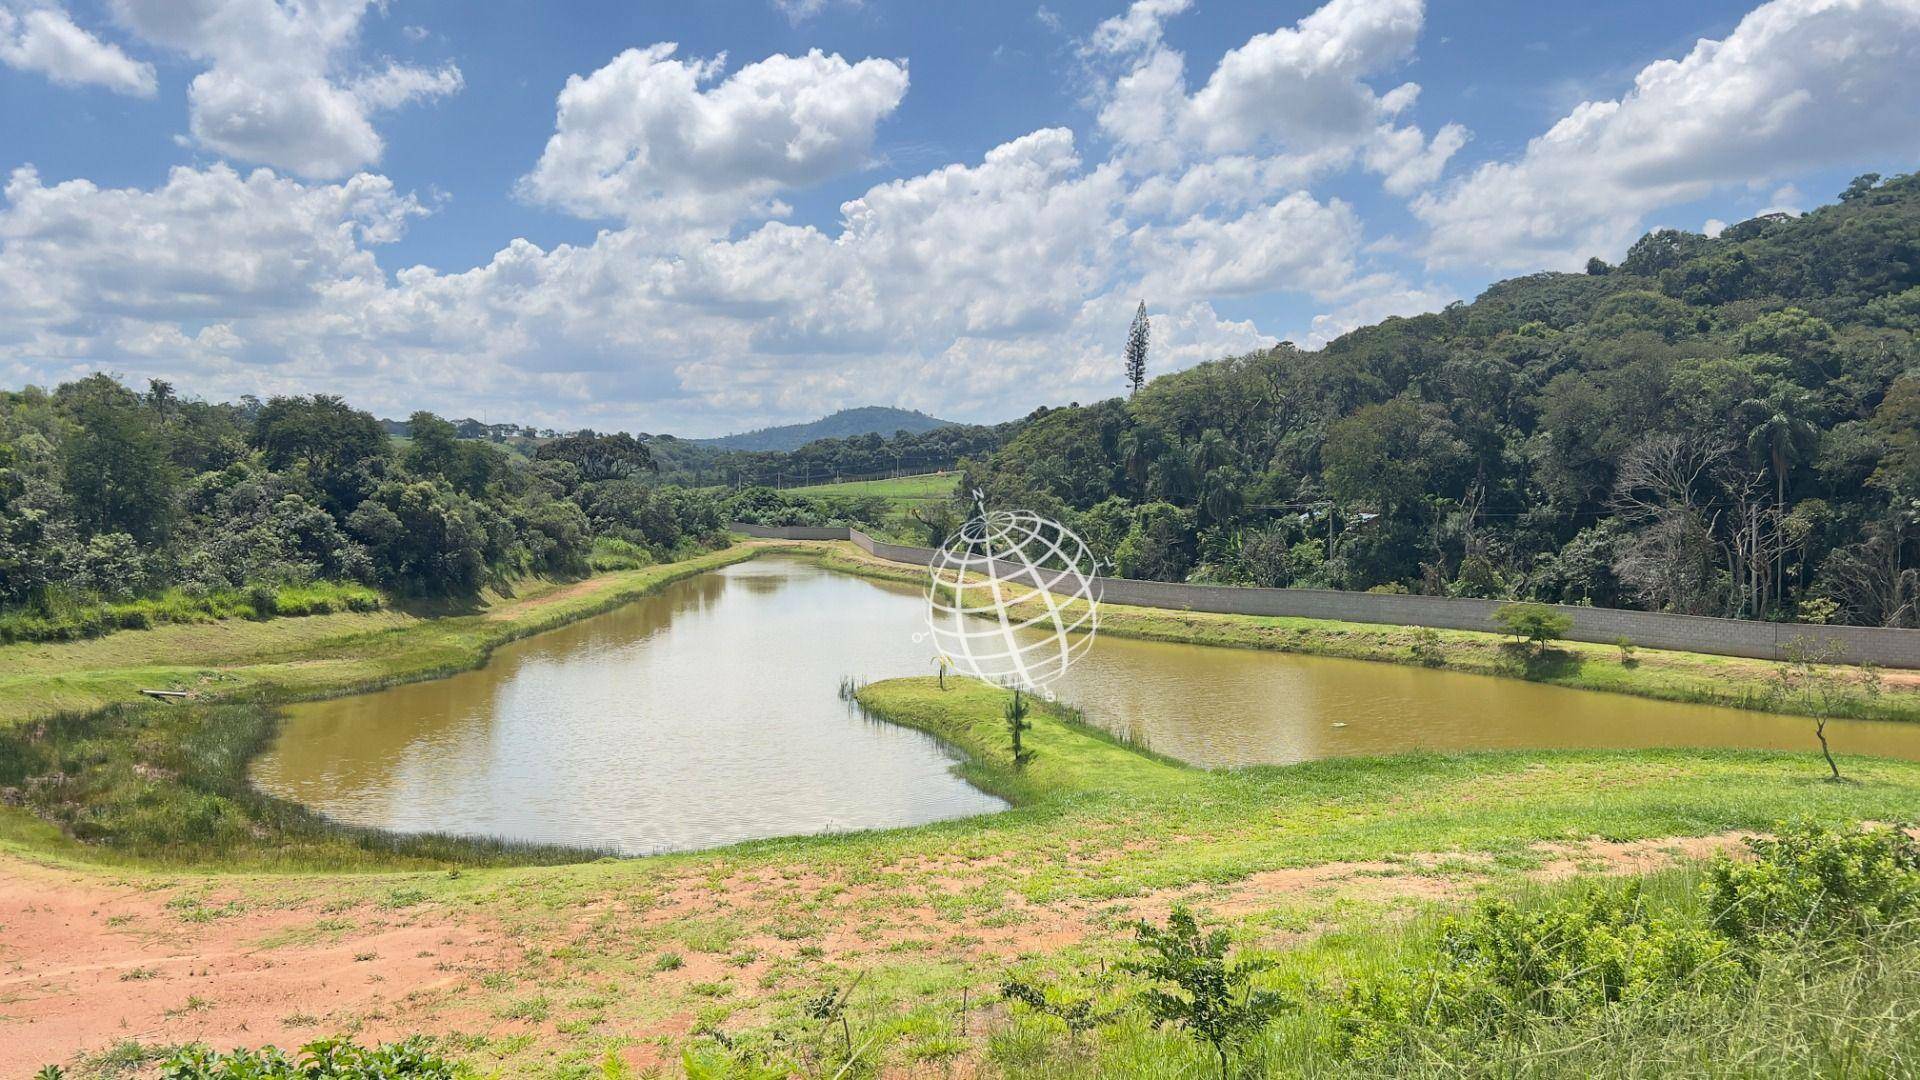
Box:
[1119,426,1161,494]
[1199,466,1245,527]
[1150,445,1199,504]
[1744,385,1821,600]
[1743,386,1819,509]
[931,653,955,691]
[1194,428,1235,472]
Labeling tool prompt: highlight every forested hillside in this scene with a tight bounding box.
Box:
[649,418,1022,487]
[965,173,1920,628]
[0,386,735,641]
[693,406,955,452]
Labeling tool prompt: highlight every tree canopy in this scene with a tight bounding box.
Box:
[961,173,1920,627]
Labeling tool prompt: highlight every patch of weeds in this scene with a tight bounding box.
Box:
[652,951,685,972]
[380,887,429,910]
[679,918,745,954]
[768,917,820,941]
[497,995,551,1023]
[78,1039,176,1078]
[165,896,244,923]
[905,1032,967,1062]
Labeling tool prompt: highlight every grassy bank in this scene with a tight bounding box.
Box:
[0,543,782,869]
[0,580,384,645]
[812,543,1920,724]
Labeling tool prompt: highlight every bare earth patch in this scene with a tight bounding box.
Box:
[0,860,514,1075]
[0,831,1756,1073]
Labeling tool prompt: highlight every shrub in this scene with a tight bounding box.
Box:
[1004,688,1036,768]
[1334,882,1737,1062]
[1001,975,1112,1036]
[124,1037,461,1078]
[246,581,279,619]
[1408,626,1446,666]
[589,535,652,571]
[1797,596,1841,625]
[1122,905,1290,1077]
[1707,822,1920,946]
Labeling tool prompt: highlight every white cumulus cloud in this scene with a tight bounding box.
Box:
[1133,193,1364,300]
[0,2,154,96]
[107,0,462,179]
[1088,0,1462,194]
[1413,0,1920,270]
[518,44,909,234]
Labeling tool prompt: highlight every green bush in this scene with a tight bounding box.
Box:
[1491,602,1573,651]
[1335,881,1736,1061]
[588,535,653,571]
[1333,822,1920,1068]
[1407,627,1446,666]
[40,1037,464,1079]
[246,581,279,619]
[1708,822,1920,946]
[1122,905,1291,1077]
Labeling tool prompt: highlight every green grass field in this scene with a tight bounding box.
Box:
[788,470,960,504]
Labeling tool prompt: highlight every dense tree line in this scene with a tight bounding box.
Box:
[0,381,728,626]
[647,419,1024,488]
[963,174,1920,628]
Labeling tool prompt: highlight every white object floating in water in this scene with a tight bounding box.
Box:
[1331,722,1348,728]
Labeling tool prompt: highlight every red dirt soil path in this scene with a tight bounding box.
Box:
[0,859,516,1076]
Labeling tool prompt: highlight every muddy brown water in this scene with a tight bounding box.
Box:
[253,555,1920,854]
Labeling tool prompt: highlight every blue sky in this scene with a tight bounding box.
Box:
[1,0,1915,435]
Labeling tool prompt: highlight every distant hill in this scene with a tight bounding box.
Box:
[693,406,955,452]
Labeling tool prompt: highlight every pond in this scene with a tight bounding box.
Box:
[254,555,1920,854]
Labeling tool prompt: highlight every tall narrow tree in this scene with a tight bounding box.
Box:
[1125,301,1150,396]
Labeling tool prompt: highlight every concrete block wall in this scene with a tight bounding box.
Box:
[731,523,849,542]
[728,523,1920,668]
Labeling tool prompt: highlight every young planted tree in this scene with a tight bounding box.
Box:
[1491,602,1573,654]
[1122,906,1290,1078]
[1125,301,1150,396]
[1005,687,1035,767]
[1776,638,1853,782]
